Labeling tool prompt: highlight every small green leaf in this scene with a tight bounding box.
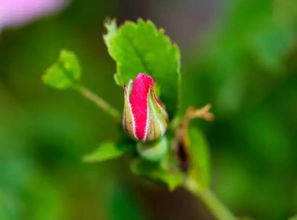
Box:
[42,50,81,89]
[188,127,211,189]
[83,142,131,163]
[130,158,183,191]
[104,19,181,117]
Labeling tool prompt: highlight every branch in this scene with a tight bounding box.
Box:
[185,178,236,220]
[76,86,121,121]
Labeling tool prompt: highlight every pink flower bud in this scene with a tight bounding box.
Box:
[123,73,168,142]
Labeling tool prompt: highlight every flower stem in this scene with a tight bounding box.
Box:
[76,85,121,121]
[185,179,236,220]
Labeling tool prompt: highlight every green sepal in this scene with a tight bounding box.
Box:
[137,136,168,162]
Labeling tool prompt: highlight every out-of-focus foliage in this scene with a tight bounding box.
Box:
[0,0,296,219]
[289,215,297,220]
[107,184,147,220]
[183,0,297,219]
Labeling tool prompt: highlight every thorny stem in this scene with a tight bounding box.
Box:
[173,104,214,163]
[76,85,121,121]
[174,105,235,219]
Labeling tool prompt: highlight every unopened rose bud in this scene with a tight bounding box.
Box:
[123,73,168,142]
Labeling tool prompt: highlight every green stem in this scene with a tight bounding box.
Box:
[76,85,121,121]
[185,179,236,220]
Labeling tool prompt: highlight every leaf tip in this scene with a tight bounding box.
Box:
[42,49,81,90]
[104,17,117,32]
[103,18,118,43]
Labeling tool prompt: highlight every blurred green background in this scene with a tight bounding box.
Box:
[0,0,296,219]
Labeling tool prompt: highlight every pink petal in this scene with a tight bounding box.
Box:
[129,73,154,140]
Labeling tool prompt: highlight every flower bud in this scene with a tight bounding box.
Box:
[123,73,168,142]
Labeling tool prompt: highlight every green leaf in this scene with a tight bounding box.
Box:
[130,158,183,191]
[104,19,181,117]
[188,127,211,189]
[42,50,81,89]
[83,142,131,163]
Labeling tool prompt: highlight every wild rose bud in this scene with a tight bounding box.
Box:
[123,73,168,142]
